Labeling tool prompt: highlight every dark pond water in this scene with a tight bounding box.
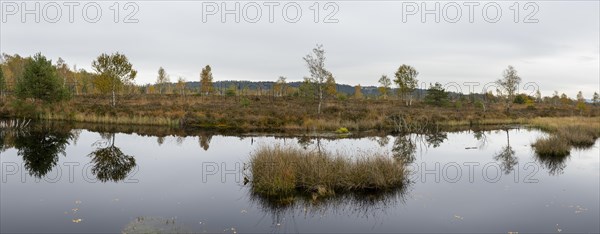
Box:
[1,122,598,233]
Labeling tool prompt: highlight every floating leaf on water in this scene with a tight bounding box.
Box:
[574,205,587,214]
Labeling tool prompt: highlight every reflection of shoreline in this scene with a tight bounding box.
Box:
[1,122,138,183]
[37,119,524,139]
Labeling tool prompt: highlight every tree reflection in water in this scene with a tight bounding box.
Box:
[374,136,389,147]
[297,135,313,150]
[493,129,518,175]
[88,133,136,182]
[12,126,73,178]
[392,134,417,164]
[198,132,212,151]
[424,131,447,148]
[473,130,488,148]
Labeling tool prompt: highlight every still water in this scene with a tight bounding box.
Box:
[1,123,598,233]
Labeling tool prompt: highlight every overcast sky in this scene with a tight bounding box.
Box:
[1,1,598,97]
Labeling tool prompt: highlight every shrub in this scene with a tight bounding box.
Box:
[335,127,349,134]
[10,99,39,118]
[424,82,449,107]
[514,94,526,104]
[337,93,348,101]
[454,101,462,109]
[240,97,250,107]
[225,88,236,97]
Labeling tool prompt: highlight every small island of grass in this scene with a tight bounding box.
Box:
[247,145,408,198]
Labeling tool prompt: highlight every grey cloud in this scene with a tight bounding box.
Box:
[1,1,598,96]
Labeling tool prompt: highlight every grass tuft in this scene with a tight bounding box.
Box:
[532,135,571,157]
[557,125,600,148]
[530,117,600,156]
[248,145,407,197]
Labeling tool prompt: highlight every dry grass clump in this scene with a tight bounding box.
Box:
[557,125,600,147]
[531,117,600,156]
[532,135,571,157]
[529,117,600,133]
[248,145,407,197]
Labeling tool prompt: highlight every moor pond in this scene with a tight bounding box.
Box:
[1,121,598,233]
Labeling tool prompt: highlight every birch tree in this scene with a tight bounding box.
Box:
[303,44,329,115]
[176,77,186,97]
[91,53,137,107]
[394,64,419,106]
[200,65,213,96]
[156,67,169,95]
[496,65,521,113]
[378,75,391,99]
